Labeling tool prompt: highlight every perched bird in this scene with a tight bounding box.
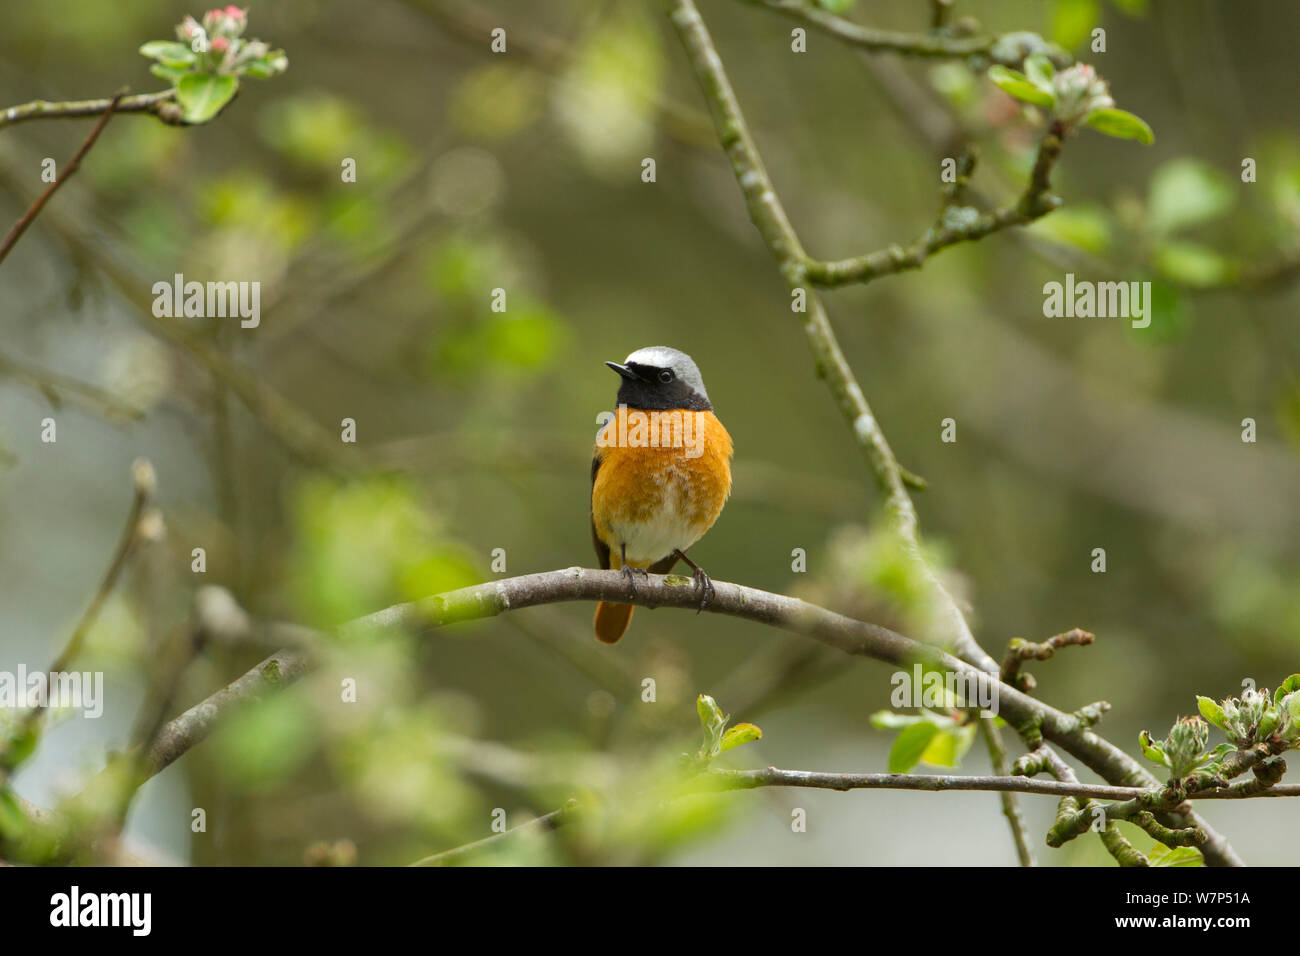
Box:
[590,346,733,643]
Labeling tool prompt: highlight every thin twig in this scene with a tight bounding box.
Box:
[0,351,145,422]
[0,90,179,131]
[737,0,1068,68]
[1001,627,1095,690]
[739,0,990,60]
[0,460,155,775]
[702,767,1281,801]
[977,717,1036,866]
[0,90,126,266]
[803,129,1064,287]
[409,802,580,866]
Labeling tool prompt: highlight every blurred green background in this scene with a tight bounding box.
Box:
[1,0,1298,865]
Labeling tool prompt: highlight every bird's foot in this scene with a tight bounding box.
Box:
[620,563,649,597]
[691,565,714,613]
[671,549,713,613]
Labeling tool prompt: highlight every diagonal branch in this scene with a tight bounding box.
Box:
[0,351,145,423]
[803,129,1063,287]
[661,0,992,675]
[409,802,580,867]
[0,460,156,778]
[0,90,124,267]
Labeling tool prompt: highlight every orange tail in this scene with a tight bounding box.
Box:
[594,601,634,643]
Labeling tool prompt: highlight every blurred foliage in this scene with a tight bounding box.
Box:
[289,476,480,626]
[1,0,1298,867]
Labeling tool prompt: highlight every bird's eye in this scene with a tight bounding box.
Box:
[658,369,674,384]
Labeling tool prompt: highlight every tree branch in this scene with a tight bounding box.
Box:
[662,0,992,676]
[976,715,1036,865]
[709,767,1140,799]
[50,567,1257,869]
[706,766,1297,800]
[0,90,124,267]
[1000,628,1095,691]
[803,129,1063,287]
[0,90,180,131]
[0,460,157,777]
[0,351,145,423]
[408,802,580,867]
[736,0,1019,64]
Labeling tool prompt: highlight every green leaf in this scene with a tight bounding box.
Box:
[150,63,190,85]
[139,41,195,67]
[1148,158,1233,233]
[1051,0,1100,51]
[920,723,977,768]
[0,725,38,773]
[889,722,940,773]
[1026,204,1111,254]
[697,694,725,734]
[0,789,29,841]
[1135,280,1188,344]
[1138,730,1167,767]
[176,73,239,124]
[1153,240,1232,288]
[988,65,1056,107]
[1275,675,1300,705]
[814,0,857,12]
[1085,107,1154,144]
[1024,54,1056,91]
[1196,696,1227,730]
[242,52,289,80]
[869,710,923,730]
[1148,844,1203,867]
[719,723,763,753]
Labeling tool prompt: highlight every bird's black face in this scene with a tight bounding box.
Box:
[606,360,712,411]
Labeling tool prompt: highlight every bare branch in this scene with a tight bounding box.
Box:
[1001,628,1096,690]
[662,0,993,677]
[0,90,180,131]
[708,767,1140,799]
[0,351,145,423]
[51,568,1254,869]
[409,801,580,867]
[804,128,1064,287]
[738,0,997,62]
[0,460,157,784]
[0,90,124,267]
[976,716,1036,866]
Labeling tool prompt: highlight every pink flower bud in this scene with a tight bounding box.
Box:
[211,35,230,53]
[220,6,247,37]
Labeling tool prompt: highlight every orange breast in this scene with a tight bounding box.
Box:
[591,408,732,567]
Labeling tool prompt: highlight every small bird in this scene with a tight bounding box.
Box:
[590,346,733,643]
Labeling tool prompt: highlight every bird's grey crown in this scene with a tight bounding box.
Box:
[624,346,708,402]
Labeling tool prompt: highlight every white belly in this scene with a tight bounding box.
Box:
[609,482,705,566]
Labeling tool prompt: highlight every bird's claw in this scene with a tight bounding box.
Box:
[691,566,713,613]
[620,563,648,597]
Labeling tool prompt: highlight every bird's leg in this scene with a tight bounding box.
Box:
[672,549,713,613]
[619,544,648,597]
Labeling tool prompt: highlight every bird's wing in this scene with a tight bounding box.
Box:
[590,450,611,570]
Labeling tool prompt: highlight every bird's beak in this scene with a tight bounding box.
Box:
[605,361,640,382]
